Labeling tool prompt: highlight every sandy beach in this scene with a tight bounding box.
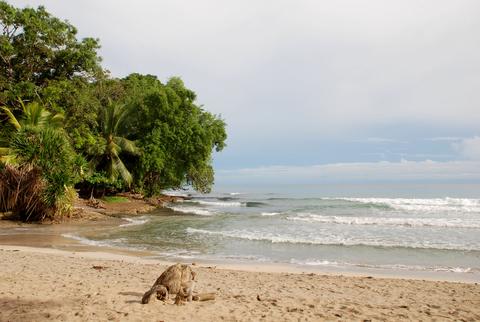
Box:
[1,243,479,322]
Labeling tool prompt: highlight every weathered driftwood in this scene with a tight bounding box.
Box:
[141,284,168,304]
[193,292,216,301]
[141,264,196,304]
[174,281,196,305]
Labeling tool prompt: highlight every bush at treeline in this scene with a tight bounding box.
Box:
[0,1,227,220]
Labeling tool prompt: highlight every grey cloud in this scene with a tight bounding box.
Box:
[14,0,480,132]
[12,0,480,169]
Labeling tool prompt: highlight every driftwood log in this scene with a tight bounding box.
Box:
[193,293,216,301]
[141,264,216,305]
[141,264,196,304]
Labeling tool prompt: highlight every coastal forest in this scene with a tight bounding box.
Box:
[0,1,227,221]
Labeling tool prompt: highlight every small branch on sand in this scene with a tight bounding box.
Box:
[193,293,216,301]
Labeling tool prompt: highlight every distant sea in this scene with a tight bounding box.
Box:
[65,183,480,281]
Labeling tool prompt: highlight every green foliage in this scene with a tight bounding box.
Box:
[0,2,228,216]
[2,125,84,220]
[0,99,65,164]
[10,126,84,202]
[1,99,64,131]
[121,75,226,195]
[0,1,103,105]
[88,101,140,186]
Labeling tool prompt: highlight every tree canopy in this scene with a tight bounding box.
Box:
[0,1,102,106]
[0,1,227,220]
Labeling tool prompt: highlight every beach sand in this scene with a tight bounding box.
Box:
[1,244,479,322]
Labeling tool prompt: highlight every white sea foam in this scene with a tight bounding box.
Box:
[156,249,202,259]
[185,228,478,250]
[434,267,473,273]
[162,190,190,197]
[261,212,281,216]
[169,206,216,216]
[290,258,474,273]
[287,214,480,228]
[119,216,149,227]
[290,259,341,266]
[333,197,480,213]
[61,233,125,247]
[195,200,243,207]
[229,192,243,195]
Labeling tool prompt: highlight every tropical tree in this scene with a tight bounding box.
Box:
[1,2,228,209]
[89,102,139,186]
[2,126,84,221]
[0,1,103,107]
[0,99,64,163]
[1,99,64,131]
[124,75,227,195]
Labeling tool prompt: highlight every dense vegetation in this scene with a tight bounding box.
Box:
[0,1,226,221]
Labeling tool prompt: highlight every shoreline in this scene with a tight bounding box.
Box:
[0,217,478,284]
[1,243,479,321]
[2,202,480,321]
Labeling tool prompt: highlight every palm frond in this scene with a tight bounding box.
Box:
[24,102,52,128]
[113,136,140,155]
[0,147,10,156]
[0,154,17,165]
[107,140,121,158]
[1,107,21,130]
[113,156,132,185]
[50,113,65,127]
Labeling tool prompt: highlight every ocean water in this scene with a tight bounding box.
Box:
[66,184,480,280]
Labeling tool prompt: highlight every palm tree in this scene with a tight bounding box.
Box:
[1,99,64,131]
[1,99,64,164]
[95,102,139,185]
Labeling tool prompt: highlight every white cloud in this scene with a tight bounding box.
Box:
[454,137,480,160]
[217,160,480,184]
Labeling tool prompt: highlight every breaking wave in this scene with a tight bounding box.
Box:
[287,214,480,228]
[61,233,126,247]
[119,216,150,227]
[185,228,479,251]
[195,200,243,207]
[261,212,281,216]
[289,258,475,273]
[168,206,216,216]
[330,197,480,213]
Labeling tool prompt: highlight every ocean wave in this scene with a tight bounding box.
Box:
[287,214,480,228]
[119,216,149,227]
[261,212,281,216]
[156,249,202,259]
[186,199,267,207]
[245,201,268,207]
[185,228,479,251]
[195,200,243,207]
[289,258,474,273]
[162,190,190,197]
[168,206,216,216]
[61,233,126,247]
[330,197,480,213]
[217,197,239,201]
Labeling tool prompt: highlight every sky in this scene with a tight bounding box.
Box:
[12,0,480,184]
